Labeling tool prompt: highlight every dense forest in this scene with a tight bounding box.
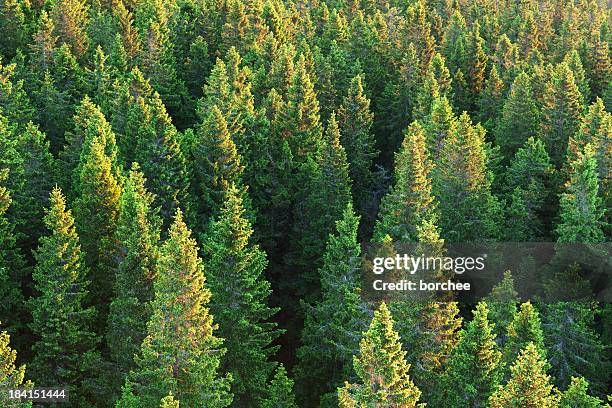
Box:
[0,0,610,406]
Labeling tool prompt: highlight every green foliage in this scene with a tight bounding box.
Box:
[106,163,161,398]
[123,209,232,408]
[338,302,424,407]
[201,184,280,406]
[28,187,101,406]
[503,302,546,374]
[489,343,560,408]
[261,364,298,408]
[560,377,610,408]
[0,327,32,408]
[440,302,502,408]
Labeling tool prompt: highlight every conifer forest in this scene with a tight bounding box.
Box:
[0,0,611,406]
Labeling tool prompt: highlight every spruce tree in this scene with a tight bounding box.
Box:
[50,0,90,58]
[540,63,584,167]
[338,302,424,407]
[495,72,540,162]
[261,364,298,408]
[435,112,501,242]
[201,184,280,406]
[132,93,191,229]
[0,169,26,344]
[504,137,556,240]
[503,302,546,374]
[290,113,352,297]
[74,135,122,332]
[440,302,502,408]
[188,105,245,234]
[543,302,612,396]
[489,343,560,408]
[374,121,437,243]
[295,204,369,407]
[556,144,606,243]
[0,327,32,408]
[560,377,610,408]
[337,74,378,221]
[424,96,457,161]
[106,163,161,395]
[486,271,519,345]
[123,209,232,408]
[28,187,100,406]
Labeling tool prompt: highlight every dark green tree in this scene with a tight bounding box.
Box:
[338,302,424,407]
[261,364,298,408]
[122,209,232,408]
[201,184,280,406]
[28,187,100,406]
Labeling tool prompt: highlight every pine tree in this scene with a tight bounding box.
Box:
[590,39,610,100]
[374,121,437,243]
[261,364,298,408]
[495,72,540,162]
[424,96,457,161]
[132,93,191,229]
[564,50,590,103]
[504,137,556,240]
[188,105,245,233]
[290,113,352,297]
[477,64,505,131]
[440,302,502,408]
[282,54,323,161]
[556,144,606,243]
[503,302,546,373]
[489,343,560,408]
[295,204,369,407]
[338,302,424,407]
[59,96,120,199]
[486,271,519,345]
[337,74,378,221]
[543,302,612,396]
[0,169,26,344]
[106,163,161,395]
[0,327,32,408]
[435,112,501,242]
[560,377,609,408]
[0,0,27,59]
[123,210,232,408]
[0,60,33,128]
[540,63,584,167]
[74,135,122,332]
[50,0,90,58]
[201,184,279,406]
[28,187,100,406]
[12,123,56,262]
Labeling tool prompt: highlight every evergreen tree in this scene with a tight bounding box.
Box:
[440,302,502,408]
[201,184,280,406]
[337,74,378,222]
[543,302,612,396]
[290,113,352,297]
[188,105,245,233]
[122,209,232,408]
[28,187,100,406]
[338,302,424,407]
[503,302,546,373]
[0,326,32,408]
[504,137,556,241]
[106,163,161,396]
[0,169,26,343]
[295,204,369,407]
[477,64,505,131]
[374,121,437,243]
[540,63,584,167]
[282,54,324,161]
[489,343,560,408]
[261,364,298,408]
[560,377,610,408]
[424,96,457,161]
[495,72,540,162]
[50,0,90,58]
[132,93,191,229]
[486,271,519,345]
[556,144,606,243]
[435,112,501,242]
